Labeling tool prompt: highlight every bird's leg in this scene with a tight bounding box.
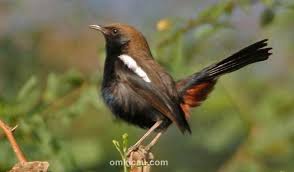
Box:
[127,120,162,154]
[145,131,164,151]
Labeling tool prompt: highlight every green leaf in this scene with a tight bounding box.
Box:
[112,140,121,152]
[122,133,128,153]
[43,73,59,102]
[17,76,38,101]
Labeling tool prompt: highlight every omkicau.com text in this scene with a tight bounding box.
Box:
[109,159,168,167]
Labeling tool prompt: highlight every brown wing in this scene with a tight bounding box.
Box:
[141,59,180,100]
[124,72,191,133]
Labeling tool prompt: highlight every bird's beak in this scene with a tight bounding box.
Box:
[89,25,108,35]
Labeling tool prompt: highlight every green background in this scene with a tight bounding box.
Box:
[0,0,293,171]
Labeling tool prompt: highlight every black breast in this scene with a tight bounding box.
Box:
[101,59,172,130]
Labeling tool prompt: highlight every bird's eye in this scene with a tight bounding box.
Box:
[112,29,118,35]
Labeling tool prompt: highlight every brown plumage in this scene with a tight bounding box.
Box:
[90,23,272,150]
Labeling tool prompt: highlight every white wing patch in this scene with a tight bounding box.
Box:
[118,54,151,83]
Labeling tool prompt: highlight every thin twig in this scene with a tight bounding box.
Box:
[0,125,18,139]
[0,119,27,163]
[10,125,18,132]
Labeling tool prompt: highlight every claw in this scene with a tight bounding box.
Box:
[126,145,140,157]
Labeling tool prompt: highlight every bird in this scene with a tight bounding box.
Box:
[89,23,272,152]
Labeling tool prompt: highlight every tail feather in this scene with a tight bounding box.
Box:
[202,39,272,80]
[177,39,272,116]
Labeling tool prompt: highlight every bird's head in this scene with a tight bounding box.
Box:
[89,23,151,55]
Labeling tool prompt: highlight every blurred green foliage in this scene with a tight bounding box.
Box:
[0,0,294,172]
[112,133,129,172]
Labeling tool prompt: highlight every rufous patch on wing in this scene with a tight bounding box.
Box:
[180,81,216,118]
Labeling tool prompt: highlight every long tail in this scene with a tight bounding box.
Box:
[200,39,272,80]
[176,39,272,117]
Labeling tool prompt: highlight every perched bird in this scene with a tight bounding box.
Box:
[90,23,272,151]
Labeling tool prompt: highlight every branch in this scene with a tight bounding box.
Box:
[0,119,50,172]
[128,146,153,172]
[0,119,27,163]
[8,161,49,172]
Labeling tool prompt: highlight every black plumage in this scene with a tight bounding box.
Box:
[90,23,272,138]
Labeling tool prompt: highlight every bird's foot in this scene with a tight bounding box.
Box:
[144,144,152,152]
[126,145,154,167]
[126,144,141,158]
